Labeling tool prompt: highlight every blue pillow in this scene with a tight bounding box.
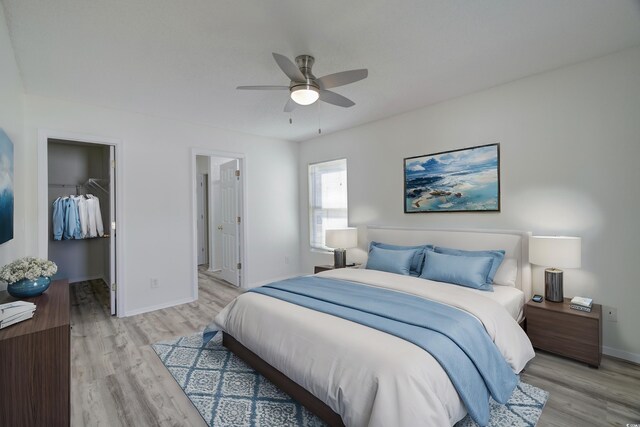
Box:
[420,251,494,291]
[369,241,433,275]
[365,246,414,276]
[434,246,505,284]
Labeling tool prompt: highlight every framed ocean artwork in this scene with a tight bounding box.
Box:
[0,129,14,244]
[404,143,500,213]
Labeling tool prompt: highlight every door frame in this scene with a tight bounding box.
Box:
[37,129,126,316]
[190,148,247,296]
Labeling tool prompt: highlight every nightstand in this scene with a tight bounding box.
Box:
[314,265,335,274]
[525,298,602,367]
[314,264,361,274]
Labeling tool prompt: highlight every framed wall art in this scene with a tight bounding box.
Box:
[404,143,500,213]
[0,129,14,245]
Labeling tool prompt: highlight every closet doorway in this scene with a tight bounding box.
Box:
[38,131,122,316]
[192,150,245,293]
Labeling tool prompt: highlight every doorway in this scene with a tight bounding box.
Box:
[193,151,245,292]
[37,131,121,316]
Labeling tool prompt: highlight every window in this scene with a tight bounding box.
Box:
[308,159,348,250]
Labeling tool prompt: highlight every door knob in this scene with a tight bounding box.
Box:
[217,225,223,231]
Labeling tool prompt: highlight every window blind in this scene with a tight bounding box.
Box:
[308,159,348,250]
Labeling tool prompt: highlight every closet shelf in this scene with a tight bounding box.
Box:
[48,177,109,195]
[83,178,109,194]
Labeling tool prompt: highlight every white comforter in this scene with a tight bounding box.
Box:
[213,269,535,427]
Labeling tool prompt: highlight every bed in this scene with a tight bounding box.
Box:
[211,227,535,427]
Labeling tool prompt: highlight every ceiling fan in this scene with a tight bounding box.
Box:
[237,53,368,112]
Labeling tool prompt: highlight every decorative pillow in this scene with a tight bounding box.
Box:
[420,251,494,291]
[369,241,433,275]
[365,246,414,276]
[492,258,518,287]
[433,246,505,284]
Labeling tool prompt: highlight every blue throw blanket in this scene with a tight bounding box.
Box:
[247,276,517,426]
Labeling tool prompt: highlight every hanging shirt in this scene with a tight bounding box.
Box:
[72,197,82,239]
[87,194,105,237]
[52,197,65,241]
[72,196,89,239]
[63,197,80,240]
[86,197,98,238]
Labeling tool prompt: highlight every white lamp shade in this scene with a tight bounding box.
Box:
[529,236,581,269]
[325,228,358,249]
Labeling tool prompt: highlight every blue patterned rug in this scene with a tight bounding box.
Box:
[152,333,548,427]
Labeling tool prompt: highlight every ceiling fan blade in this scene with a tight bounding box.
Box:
[236,85,289,90]
[272,53,305,82]
[284,98,297,113]
[316,69,368,89]
[320,90,355,108]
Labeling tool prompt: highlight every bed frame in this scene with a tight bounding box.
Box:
[222,332,345,426]
[223,227,532,426]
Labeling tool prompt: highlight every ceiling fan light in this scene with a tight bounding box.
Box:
[290,86,319,105]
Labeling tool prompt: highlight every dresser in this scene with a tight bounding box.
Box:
[0,280,70,426]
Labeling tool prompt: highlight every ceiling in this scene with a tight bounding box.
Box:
[3,1,640,142]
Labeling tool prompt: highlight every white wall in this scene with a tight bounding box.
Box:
[195,155,209,175]
[0,6,24,290]
[299,47,640,361]
[22,95,301,315]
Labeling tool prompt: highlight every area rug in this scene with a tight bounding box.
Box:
[152,333,548,427]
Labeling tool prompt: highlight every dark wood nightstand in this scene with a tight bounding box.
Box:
[525,297,602,367]
[314,265,335,274]
[314,264,361,274]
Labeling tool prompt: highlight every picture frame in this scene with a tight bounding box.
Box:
[0,128,14,244]
[404,143,500,213]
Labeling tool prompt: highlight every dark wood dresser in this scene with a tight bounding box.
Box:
[526,297,602,367]
[0,280,70,426]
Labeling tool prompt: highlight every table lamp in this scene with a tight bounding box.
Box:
[325,228,358,268]
[529,236,581,302]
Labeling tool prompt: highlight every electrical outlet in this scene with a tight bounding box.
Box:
[605,307,618,322]
[150,278,159,289]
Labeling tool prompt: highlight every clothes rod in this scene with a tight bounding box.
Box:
[49,183,81,188]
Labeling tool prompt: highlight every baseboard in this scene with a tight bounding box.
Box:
[123,296,197,317]
[603,346,640,364]
[246,272,306,289]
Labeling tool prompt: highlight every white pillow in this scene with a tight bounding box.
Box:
[492,258,517,287]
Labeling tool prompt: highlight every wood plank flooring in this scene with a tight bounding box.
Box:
[71,278,640,426]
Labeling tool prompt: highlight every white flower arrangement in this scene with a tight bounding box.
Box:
[0,257,58,284]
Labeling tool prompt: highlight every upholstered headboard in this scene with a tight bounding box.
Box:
[364,226,532,299]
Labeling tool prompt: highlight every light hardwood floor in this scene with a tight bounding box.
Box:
[71,278,640,426]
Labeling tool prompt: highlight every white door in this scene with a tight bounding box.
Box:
[219,160,240,286]
[109,146,117,316]
[196,174,208,265]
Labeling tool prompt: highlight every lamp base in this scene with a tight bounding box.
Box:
[333,249,346,269]
[544,268,564,302]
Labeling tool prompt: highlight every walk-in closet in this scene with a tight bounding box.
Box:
[47,139,117,314]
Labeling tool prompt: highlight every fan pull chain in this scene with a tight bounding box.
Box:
[317,103,322,134]
[289,116,292,125]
